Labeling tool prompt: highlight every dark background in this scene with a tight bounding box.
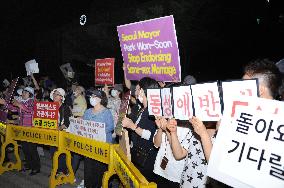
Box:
[1,0,283,88]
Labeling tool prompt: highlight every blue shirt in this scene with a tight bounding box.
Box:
[83,107,114,143]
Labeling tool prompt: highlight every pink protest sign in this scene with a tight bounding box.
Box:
[117,15,181,82]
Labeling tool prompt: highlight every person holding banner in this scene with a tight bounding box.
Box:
[122,77,159,182]
[83,89,114,188]
[49,88,72,176]
[165,117,216,188]
[0,86,41,176]
[153,117,192,188]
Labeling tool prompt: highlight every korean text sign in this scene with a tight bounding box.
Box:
[117,15,181,82]
[69,117,106,142]
[33,101,59,129]
[95,58,115,85]
[191,82,221,121]
[208,96,284,188]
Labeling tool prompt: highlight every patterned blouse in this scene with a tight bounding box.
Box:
[180,130,216,188]
[8,98,34,126]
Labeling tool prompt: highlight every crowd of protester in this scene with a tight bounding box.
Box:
[0,58,284,188]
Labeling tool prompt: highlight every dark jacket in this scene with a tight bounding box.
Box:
[59,103,72,128]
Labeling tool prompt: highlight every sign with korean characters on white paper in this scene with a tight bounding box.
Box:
[68,117,106,142]
[172,86,193,120]
[208,96,284,188]
[160,88,173,118]
[221,79,259,113]
[147,89,162,116]
[191,82,221,121]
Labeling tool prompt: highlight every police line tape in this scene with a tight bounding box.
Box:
[0,125,157,188]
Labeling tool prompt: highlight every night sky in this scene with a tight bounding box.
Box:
[1,0,283,87]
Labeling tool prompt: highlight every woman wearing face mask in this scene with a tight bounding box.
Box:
[104,84,123,143]
[0,87,41,175]
[83,89,114,188]
[122,77,159,182]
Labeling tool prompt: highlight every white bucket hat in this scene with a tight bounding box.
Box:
[23,87,34,96]
[50,88,65,102]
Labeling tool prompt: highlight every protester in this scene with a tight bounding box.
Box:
[49,88,72,176]
[242,59,282,100]
[83,89,114,188]
[153,117,192,188]
[162,117,215,188]
[71,85,87,180]
[0,86,41,176]
[72,85,87,117]
[122,77,159,182]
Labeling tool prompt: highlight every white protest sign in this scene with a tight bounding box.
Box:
[2,79,10,87]
[208,96,284,188]
[69,117,106,142]
[147,89,162,116]
[172,86,193,120]
[60,63,74,79]
[221,79,259,113]
[25,59,39,76]
[191,82,221,121]
[161,88,173,118]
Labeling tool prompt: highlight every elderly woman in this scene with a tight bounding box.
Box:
[72,85,87,118]
[122,77,159,182]
[0,87,41,175]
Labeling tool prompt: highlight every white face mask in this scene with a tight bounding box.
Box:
[90,97,101,107]
[111,90,118,97]
[138,90,144,104]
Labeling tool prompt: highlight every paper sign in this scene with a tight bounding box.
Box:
[60,63,74,79]
[69,117,106,142]
[191,82,222,121]
[172,86,193,120]
[94,58,115,85]
[25,59,39,76]
[33,101,59,129]
[221,79,259,113]
[161,88,173,118]
[208,96,284,188]
[115,90,131,136]
[147,89,162,116]
[117,15,181,82]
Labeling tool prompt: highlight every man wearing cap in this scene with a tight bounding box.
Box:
[0,86,41,175]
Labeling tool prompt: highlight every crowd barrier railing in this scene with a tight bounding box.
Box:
[0,124,157,188]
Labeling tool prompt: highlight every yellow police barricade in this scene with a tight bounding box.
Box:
[0,122,8,174]
[0,122,6,144]
[50,131,114,188]
[103,145,157,188]
[0,124,58,175]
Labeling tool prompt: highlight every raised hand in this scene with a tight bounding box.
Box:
[189,116,207,137]
[155,116,167,131]
[166,118,177,134]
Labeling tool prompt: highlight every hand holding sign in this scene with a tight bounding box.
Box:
[155,116,167,130]
[189,116,207,137]
[166,118,177,134]
[122,117,135,130]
